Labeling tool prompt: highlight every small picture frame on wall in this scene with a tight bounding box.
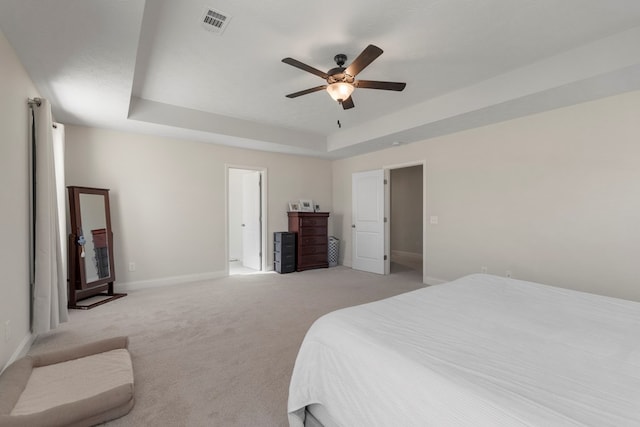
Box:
[288,201,300,212]
[299,199,314,212]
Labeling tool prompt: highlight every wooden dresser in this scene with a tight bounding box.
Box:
[288,212,330,271]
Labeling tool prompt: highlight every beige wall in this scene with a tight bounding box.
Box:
[64,126,332,288]
[3,20,640,371]
[0,29,39,369]
[333,90,640,302]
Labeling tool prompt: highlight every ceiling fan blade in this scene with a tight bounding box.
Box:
[282,57,329,79]
[356,80,406,91]
[285,85,327,98]
[345,44,383,77]
[341,96,355,110]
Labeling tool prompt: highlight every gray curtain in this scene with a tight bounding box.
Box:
[31,98,68,333]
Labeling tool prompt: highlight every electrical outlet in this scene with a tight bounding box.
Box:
[128,262,136,272]
[4,320,10,342]
[481,266,488,274]
[506,270,512,278]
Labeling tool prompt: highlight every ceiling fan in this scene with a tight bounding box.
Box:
[282,44,406,110]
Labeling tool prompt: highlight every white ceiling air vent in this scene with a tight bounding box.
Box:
[200,7,231,35]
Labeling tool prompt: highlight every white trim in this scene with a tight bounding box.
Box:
[384,168,390,275]
[117,270,226,292]
[224,165,230,276]
[224,164,269,275]
[383,160,428,285]
[382,160,425,170]
[425,276,448,286]
[1,333,36,374]
[391,250,423,261]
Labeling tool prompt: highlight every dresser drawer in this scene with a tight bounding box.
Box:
[274,232,296,244]
[274,251,295,263]
[300,244,327,256]
[274,260,295,274]
[299,253,329,266]
[299,226,327,237]
[274,242,296,253]
[299,235,327,246]
[301,217,327,227]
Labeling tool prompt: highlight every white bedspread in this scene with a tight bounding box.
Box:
[288,274,640,427]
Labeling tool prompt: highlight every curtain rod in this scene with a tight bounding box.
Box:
[27,97,42,107]
[28,97,57,128]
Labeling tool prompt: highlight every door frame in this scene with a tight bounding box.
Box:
[225,164,268,275]
[383,160,426,280]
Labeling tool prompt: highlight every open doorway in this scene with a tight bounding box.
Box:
[389,165,423,277]
[351,164,424,279]
[227,167,265,275]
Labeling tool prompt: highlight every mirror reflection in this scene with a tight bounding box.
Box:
[79,193,110,282]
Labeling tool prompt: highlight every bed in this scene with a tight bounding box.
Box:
[288,274,640,426]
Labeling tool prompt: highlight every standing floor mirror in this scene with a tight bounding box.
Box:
[67,186,126,309]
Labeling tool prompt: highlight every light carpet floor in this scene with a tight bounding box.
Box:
[29,266,426,426]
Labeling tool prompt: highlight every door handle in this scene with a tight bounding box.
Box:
[242,224,246,227]
[352,224,356,228]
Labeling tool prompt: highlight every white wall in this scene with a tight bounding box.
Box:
[333,90,640,302]
[0,28,39,369]
[64,125,333,288]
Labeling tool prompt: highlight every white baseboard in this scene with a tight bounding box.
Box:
[118,270,227,292]
[424,276,448,285]
[1,332,35,374]
[391,250,422,261]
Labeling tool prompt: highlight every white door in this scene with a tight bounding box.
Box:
[352,169,385,274]
[242,171,261,270]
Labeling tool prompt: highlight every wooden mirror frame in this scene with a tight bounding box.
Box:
[67,186,125,309]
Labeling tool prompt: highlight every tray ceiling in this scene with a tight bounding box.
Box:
[1,0,640,158]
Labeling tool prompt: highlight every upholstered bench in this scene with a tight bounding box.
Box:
[0,336,134,427]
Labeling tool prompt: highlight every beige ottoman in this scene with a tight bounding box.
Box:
[0,336,134,427]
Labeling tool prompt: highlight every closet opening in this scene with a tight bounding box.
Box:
[227,167,266,275]
[388,164,423,279]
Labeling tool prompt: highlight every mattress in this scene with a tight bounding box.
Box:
[288,274,640,426]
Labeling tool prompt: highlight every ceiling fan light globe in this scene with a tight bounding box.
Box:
[327,82,354,102]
